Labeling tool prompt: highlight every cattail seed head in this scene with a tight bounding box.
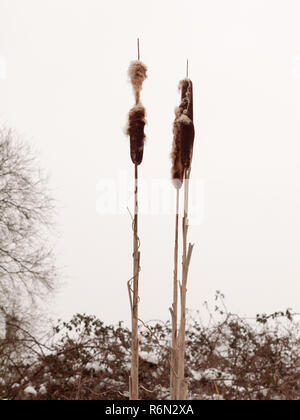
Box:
[171,112,184,189]
[171,78,195,185]
[126,104,146,166]
[178,114,195,169]
[179,79,194,121]
[178,79,195,169]
[128,61,148,104]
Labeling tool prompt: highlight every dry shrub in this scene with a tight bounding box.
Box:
[1,302,300,401]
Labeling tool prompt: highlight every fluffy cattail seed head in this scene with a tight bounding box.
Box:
[171,78,195,185]
[128,61,148,104]
[126,104,146,166]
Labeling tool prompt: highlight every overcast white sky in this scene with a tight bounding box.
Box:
[0,0,300,326]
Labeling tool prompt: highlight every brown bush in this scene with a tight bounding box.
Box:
[1,301,300,400]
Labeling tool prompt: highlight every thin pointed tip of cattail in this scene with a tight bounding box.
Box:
[137,38,140,61]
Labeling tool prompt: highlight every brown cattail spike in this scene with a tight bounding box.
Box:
[171,110,184,189]
[128,61,147,104]
[171,79,195,182]
[179,79,195,169]
[178,113,195,170]
[127,60,147,166]
[127,105,146,166]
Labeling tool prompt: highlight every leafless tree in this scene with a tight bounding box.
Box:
[0,127,56,324]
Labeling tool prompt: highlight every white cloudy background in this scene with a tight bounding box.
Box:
[0,0,300,325]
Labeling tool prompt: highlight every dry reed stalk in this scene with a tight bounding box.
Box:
[126,41,147,401]
[130,163,140,401]
[171,74,195,400]
[177,168,194,400]
[169,105,184,399]
[169,187,180,400]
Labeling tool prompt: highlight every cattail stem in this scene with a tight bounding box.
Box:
[177,168,194,400]
[130,164,140,400]
[171,71,195,400]
[127,42,147,401]
[170,188,180,400]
